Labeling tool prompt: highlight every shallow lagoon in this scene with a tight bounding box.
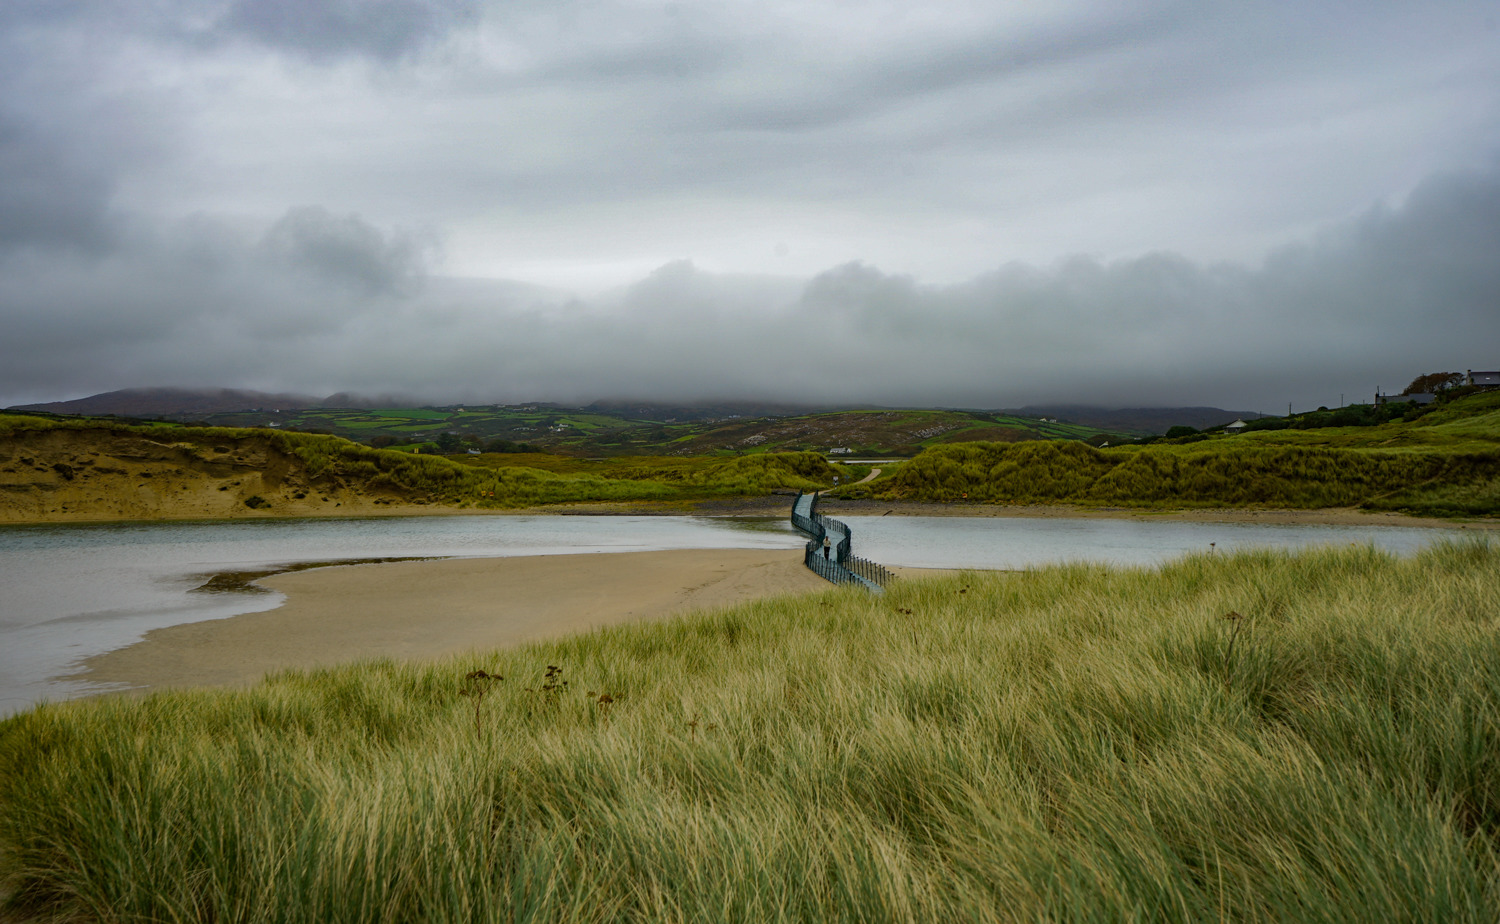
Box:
[0,513,1479,712]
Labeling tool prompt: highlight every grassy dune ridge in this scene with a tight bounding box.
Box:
[870,439,1500,516]
[3,541,1499,920]
[0,415,841,516]
[840,392,1500,517]
[279,435,841,505]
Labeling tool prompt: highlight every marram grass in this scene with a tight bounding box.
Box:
[875,438,1500,516]
[0,415,840,508]
[3,541,1500,922]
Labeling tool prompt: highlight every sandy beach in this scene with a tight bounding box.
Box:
[76,549,840,693]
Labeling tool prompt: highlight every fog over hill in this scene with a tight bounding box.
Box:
[1016,407,1265,434]
[11,388,324,418]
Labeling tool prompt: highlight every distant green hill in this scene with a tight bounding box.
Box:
[142,404,1126,456]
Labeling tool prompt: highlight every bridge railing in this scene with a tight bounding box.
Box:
[791,491,890,593]
[845,554,894,588]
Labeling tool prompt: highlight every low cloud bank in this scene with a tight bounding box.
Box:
[3,168,1497,412]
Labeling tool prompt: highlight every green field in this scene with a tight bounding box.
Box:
[366,408,450,420]
[156,404,1126,457]
[4,541,1499,920]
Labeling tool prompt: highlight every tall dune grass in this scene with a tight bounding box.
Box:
[276,437,833,505]
[878,439,1500,515]
[0,416,835,509]
[3,541,1499,921]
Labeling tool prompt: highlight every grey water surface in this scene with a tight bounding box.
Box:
[838,515,1479,570]
[0,514,1479,713]
[0,515,804,713]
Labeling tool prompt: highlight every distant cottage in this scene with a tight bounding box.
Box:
[1225,419,1248,432]
[1375,392,1436,406]
[1467,369,1500,388]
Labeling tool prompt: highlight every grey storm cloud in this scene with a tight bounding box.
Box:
[0,112,117,254]
[259,206,428,298]
[214,0,480,61]
[0,0,479,61]
[2,167,1497,410]
[0,206,427,383]
[0,0,1497,410]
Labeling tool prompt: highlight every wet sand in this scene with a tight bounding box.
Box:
[76,549,836,693]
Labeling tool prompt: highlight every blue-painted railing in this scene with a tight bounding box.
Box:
[791,491,892,593]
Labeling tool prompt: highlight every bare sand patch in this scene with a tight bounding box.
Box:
[75,549,831,694]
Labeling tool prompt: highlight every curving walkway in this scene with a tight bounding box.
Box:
[790,491,892,593]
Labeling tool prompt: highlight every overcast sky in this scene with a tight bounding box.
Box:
[2,0,1497,412]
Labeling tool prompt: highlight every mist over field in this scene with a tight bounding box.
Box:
[2,1,1497,412]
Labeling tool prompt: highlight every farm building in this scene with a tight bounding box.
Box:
[1375,392,1436,406]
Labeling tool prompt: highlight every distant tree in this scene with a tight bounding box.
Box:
[1402,372,1464,395]
[435,431,462,452]
[369,435,398,448]
[1164,425,1199,439]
